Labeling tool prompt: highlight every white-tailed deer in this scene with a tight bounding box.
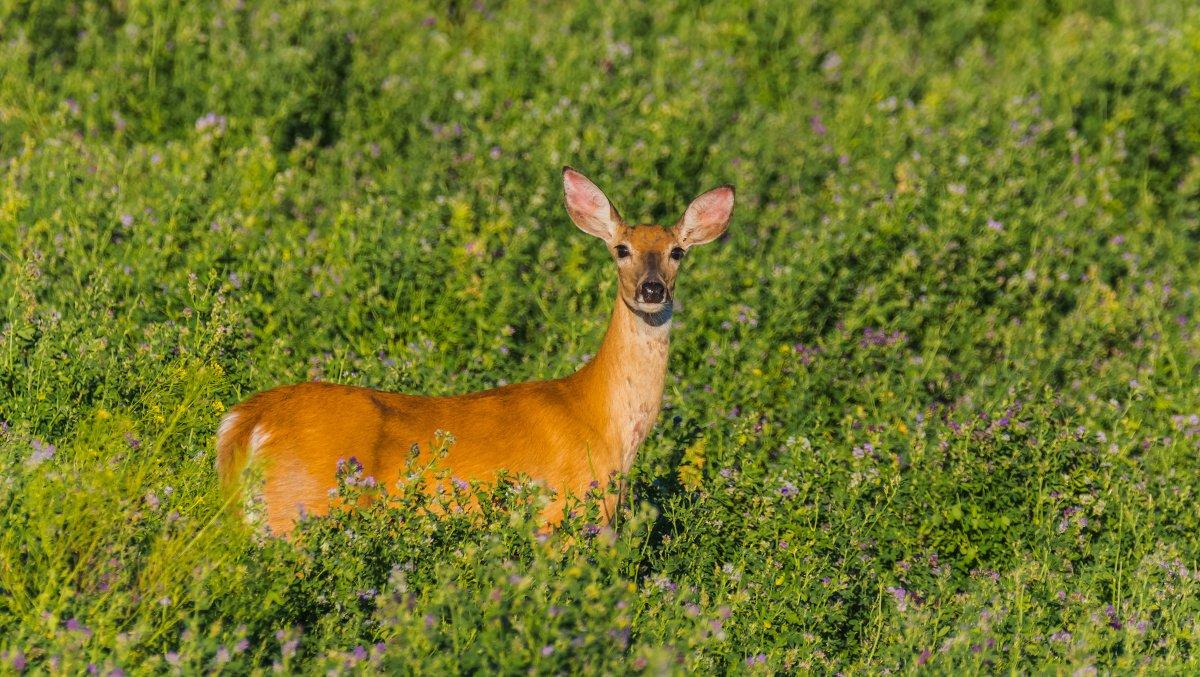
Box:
[216,168,735,534]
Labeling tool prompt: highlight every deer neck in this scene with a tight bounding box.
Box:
[573,296,673,475]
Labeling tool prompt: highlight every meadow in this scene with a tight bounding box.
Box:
[3,0,1200,673]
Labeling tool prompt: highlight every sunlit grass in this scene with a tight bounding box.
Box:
[2,0,1200,672]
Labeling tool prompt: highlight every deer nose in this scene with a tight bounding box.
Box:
[638,280,666,304]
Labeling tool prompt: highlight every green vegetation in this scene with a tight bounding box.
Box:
[3,0,1200,672]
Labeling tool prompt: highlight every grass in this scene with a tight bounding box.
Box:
[2,0,1200,672]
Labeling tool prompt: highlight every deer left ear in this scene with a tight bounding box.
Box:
[563,167,623,243]
[676,185,735,247]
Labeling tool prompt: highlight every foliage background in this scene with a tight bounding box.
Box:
[3,0,1200,672]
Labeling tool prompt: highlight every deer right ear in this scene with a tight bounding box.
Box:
[676,185,735,247]
[563,167,622,242]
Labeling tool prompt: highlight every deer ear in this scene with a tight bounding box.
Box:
[676,185,735,247]
[563,167,622,242]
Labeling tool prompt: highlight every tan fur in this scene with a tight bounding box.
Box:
[216,169,734,535]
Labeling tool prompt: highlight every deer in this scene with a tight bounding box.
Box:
[216,167,735,535]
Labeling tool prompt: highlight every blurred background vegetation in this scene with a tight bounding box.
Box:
[2,0,1200,672]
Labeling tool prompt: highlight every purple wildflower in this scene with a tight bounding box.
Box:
[860,328,906,348]
[541,645,554,657]
[195,112,227,133]
[29,439,56,466]
[8,650,26,671]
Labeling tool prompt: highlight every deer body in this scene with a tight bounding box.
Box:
[217,168,733,535]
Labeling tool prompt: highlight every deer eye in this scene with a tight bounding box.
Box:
[615,244,631,258]
[670,247,685,261]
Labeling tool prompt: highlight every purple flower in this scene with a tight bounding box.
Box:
[1050,630,1071,642]
[195,113,227,133]
[887,586,909,612]
[29,439,56,466]
[540,645,554,657]
[9,650,26,671]
[120,213,134,228]
[421,15,436,27]
[745,653,767,666]
[986,218,1003,232]
[234,639,249,654]
[917,649,931,666]
[810,116,827,136]
[793,343,820,365]
[352,645,368,661]
[165,652,180,666]
[860,328,906,348]
[779,482,798,498]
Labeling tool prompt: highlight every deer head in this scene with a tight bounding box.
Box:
[562,167,735,320]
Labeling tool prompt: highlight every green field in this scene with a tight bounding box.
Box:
[3,0,1200,673]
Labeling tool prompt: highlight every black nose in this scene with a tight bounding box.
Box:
[638,280,666,304]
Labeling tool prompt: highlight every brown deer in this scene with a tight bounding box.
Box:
[216,167,734,534]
